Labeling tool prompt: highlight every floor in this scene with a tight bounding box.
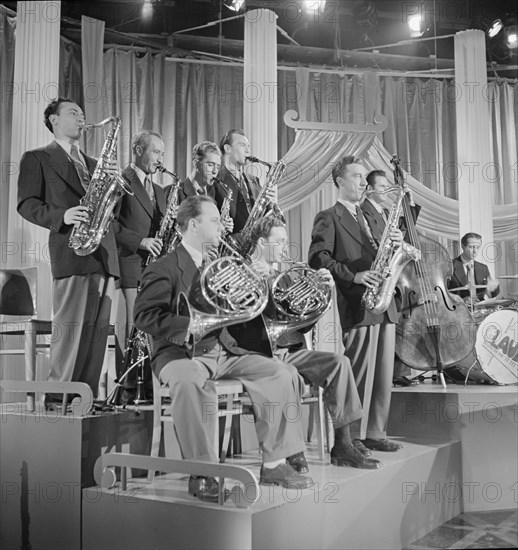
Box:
[405,508,518,549]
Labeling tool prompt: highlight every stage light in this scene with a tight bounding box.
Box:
[487,19,503,38]
[223,0,245,11]
[505,26,517,49]
[142,0,153,20]
[303,1,326,15]
[408,14,424,38]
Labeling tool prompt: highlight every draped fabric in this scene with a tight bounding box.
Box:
[81,16,106,155]
[0,6,15,246]
[1,16,516,331]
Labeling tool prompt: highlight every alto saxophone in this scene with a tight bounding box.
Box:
[153,164,181,256]
[217,177,233,237]
[69,117,133,256]
[237,159,287,258]
[361,185,421,315]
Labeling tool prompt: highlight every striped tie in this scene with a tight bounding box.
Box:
[70,144,90,190]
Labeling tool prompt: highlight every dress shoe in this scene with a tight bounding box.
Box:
[287,452,309,474]
[352,438,372,456]
[393,376,419,387]
[260,463,314,489]
[330,445,382,469]
[362,438,403,452]
[188,476,229,503]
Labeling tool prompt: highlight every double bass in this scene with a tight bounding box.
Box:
[393,156,476,382]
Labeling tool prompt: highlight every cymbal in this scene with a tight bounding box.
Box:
[449,284,488,292]
[498,275,518,280]
[474,298,515,308]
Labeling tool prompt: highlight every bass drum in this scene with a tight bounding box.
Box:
[445,308,518,385]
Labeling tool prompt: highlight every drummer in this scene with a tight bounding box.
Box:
[448,232,500,303]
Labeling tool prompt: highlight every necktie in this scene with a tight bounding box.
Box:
[70,144,90,190]
[466,262,477,300]
[355,206,378,250]
[144,176,155,202]
[239,174,252,213]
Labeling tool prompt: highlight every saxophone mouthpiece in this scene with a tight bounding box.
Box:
[246,156,272,168]
[157,163,179,180]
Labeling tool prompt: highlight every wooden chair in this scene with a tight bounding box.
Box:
[0,267,52,411]
[147,371,245,481]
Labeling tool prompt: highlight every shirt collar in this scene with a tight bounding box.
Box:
[366,197,385,215]
[181,240,203,268]
[55,138,81,158]
[337,198,359,217]
[131,163,152,186]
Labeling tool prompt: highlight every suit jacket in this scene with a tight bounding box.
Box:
[215,164,261,234]
[133,243,248,375]
[114,166,166,288]
[448,256,498,300]
[178,177,216,203]
[361,198,421,243]
[308,201,398,330]
[17,141,119,279]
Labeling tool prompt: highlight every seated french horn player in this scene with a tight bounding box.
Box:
[228,216,383,470]
[133,195,314,503]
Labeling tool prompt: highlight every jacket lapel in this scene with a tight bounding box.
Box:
[123,166,154,218]
[335,202,364,247]
[176,244,198,290]
[46,141,85,197]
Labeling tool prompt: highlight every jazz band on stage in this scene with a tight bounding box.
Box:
[16,98,516,503]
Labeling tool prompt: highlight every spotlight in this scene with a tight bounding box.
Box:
[487,19,503,38]
[142,0,153,20]
[504,25,518,49]
[223,0,245,11]
[408,14,424,38]
[303,1,326,15]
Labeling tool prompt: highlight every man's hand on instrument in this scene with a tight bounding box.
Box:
[102,158,121,177]
[404,185,415,206]
[64,205,90,226]
[221,216,234,235]
[251,260,271,278]
[389,228,404,246]
[353,270,382,288]
[140,237,163,257]
[316,268,334,287]
[264,187,277,202]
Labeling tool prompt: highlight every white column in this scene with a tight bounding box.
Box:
[454,30,494,246]
[244,9,278,167]
[7,1,61,318]
[81,15,106,156]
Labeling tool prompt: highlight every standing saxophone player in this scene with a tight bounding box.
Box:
[113,130,167,402]
[308,156,404,454]
[17,98,120,409]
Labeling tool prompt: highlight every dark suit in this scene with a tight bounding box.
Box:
[229,287,363,430]
[215,165,261,234]
[17,140,119,396]
[361,198,421,244]
[178,177,216,203]
[115,166,166,289]
[308,201,397,440]
[133,244,306,462]
[448,256,498,301]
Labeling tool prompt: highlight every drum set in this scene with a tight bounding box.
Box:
[445,275,518,385]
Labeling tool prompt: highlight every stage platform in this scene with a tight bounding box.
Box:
[388,380,518,512]
[82,438,462,550]
[1,380,516,550]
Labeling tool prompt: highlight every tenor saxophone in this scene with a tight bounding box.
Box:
[361,186,421,314]
[69,117,133,256]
